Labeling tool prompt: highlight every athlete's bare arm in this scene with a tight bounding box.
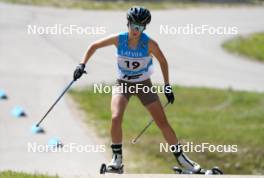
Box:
[149,39,169,84]
[81,34,118,64]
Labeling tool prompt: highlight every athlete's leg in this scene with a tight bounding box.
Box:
[108,94,128,169]
[136,79,178,144]
[145,100,201,173]
[145,100,178,144]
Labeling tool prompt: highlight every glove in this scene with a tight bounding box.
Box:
[73,63,86,81]
[164,84,175,104]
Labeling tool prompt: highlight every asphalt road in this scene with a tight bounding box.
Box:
[0,2,264,177]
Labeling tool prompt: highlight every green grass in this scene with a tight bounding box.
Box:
[70,85,264,174]
[0,171,59,178]
[0,0,263,10]
[222,33,264,62]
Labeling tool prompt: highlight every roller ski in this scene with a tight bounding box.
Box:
[100,153,124,174]
[173,166,223,175]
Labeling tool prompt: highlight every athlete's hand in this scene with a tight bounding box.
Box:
[73,63,86,81]
[164,84,175,104]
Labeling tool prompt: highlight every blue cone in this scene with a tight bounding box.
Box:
[11,106,26,118]
[31,124,45,134]
[0,89,7,99]
[48,137,63,148]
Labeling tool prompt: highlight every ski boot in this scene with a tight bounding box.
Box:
[100,154,124,174]
[176,151,202,173]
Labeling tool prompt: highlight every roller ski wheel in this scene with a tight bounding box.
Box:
[172,166,183,174]
[100,163,124,174]
[100,163,107,174]
[173,166,195,174]
[212,167,223,175]
[173,166,223,175]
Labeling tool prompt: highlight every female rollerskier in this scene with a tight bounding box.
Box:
[73,6,201,173]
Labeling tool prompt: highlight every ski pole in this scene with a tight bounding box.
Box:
[36,79,75,127]
[131,102,170,144]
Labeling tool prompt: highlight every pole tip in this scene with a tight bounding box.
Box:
[131,139,137,144]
